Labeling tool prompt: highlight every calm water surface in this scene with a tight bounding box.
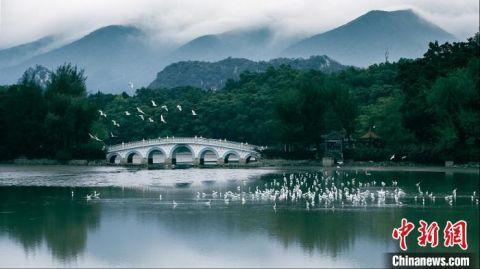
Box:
[0,165,478,268]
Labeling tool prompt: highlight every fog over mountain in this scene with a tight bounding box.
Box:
[283,10,455,66]
[0,25,168,92]
[168,27,293,62]
[0,8,464,93]
[0,36,55,69]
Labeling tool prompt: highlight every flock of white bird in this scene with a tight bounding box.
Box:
[89,95,198,143]
[168,171,479,211]
[71,170,479,211]
[71,190,100,201]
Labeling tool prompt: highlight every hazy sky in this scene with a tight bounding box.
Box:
[0,0,478,49]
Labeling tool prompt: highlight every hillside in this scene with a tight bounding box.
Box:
[148,56,346,90]
[0,36,55,69]
[168,27,287,62]
[283,9,455,67]
[0,25,167,93]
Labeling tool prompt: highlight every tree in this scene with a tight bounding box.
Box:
[426,58,480,161]
[43,64,99,159]
[0,83,47,159]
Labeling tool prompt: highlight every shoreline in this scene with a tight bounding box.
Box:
[1,158,478,174]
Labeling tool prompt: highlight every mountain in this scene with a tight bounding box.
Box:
[148,55,346,90]
[283,9,455,67]
[169,27,287,62]
[0,9,458,92]
[0,36,55,69]
[0,25,167,93]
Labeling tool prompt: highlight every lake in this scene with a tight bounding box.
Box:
[0,165,478,268]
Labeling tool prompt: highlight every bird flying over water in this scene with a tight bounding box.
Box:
[136,107,146,115]
[390,154,395,160]
[161,105,168,111]
[160,115,166,123]
[124,111,131,116]
[98,110,107,117]
[191,109,197,116]
[176,105,182,111]
[148,117,154,123]
[111,120,120,127]
[151,100,157,107]
[138,114,145,121]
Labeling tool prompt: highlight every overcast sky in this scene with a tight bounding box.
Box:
[0,0,478,49]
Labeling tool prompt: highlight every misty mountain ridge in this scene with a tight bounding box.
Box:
[0,9,457,93]
[148,56,346,90]
[0,36,55,69]
[169,27,290,62]
[0,25,168,93]
[283,9,455,66]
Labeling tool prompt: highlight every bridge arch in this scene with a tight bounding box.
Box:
[107,153,121,164]
[147,147,166,165]
[170,144,194,165]
[126,150,143,165]
[198,147,219,165]
[244,153,257,164]
[223,150,240,164]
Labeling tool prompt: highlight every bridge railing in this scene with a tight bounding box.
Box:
[107,137,258,152]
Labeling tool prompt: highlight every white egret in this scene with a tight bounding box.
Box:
[191,109,197,116]
[110,132,116,138]
[176,104,182,111]
[138,114,145,121]
[390,154,395,160]
[88,133,103,142]
[148,117,154,123]
[161,105,168,111]
[98,110,107,117]
[136,107,146,115]
[124,111,131,116]
[151,100,157,107]
[160,115,166,123]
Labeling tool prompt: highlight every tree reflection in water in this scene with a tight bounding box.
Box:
[0,187,101,262]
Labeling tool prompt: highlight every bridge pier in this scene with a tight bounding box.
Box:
[193,158,200,166]
[239,158,247,165]
[217,158,225,165]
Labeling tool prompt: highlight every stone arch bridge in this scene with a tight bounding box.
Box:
[106,137,260,166]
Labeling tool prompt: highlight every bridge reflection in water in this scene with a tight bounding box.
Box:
[106,137,260,166]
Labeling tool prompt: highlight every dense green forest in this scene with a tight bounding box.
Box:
[0,34,478,163]
[148,56,346,90]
